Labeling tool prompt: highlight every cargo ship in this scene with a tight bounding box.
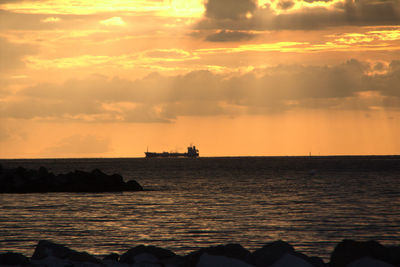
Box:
[145,145,199,158]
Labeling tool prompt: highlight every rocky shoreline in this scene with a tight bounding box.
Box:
[0,239,399,266]
[0,165,143,193]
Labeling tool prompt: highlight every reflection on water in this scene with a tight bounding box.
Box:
[0,157,400,261]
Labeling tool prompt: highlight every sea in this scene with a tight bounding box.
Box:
[1,156,400,261]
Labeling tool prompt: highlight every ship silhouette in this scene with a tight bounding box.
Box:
[145,145,199,158]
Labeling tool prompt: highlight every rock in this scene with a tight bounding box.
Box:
[330,239,394,267]
[251,240,295,267]
[119,245,176,265]
[31,240,103,265]
[347,257,395,267]
[184,244,251,267]
[103,253,119,262]
[196,253,254,267]
[307,256,326,267]
[270,253,315,267]
[0,166,143,193]
[126,179,144,191]
[0,252,30,266]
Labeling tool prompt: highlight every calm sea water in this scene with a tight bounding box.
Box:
[1,156,400,261]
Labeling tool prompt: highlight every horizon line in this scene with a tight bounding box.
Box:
[1,154,400,160]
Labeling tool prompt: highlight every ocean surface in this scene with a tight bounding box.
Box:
[1,156,400,261]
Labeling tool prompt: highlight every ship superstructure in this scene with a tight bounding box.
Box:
[145,145,199,158]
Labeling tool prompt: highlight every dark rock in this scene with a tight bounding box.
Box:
[196,252,254,267]
[347,257,395,267]
[270,253,316,267]
[103,253,119,262]
[286,252,326,267]
[120,245,176,264]
[183,244,251,267]
[330,239,396,267]
[126,179,144,191]
[386,245,400,266]
[0,166,143,193]
[31,240,102,265]
[251,240,295,267]
[0,252,30,266]
[308,256,326,267]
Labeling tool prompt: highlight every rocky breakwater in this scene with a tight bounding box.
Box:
[0,164,143,193]
[1,239,399,266]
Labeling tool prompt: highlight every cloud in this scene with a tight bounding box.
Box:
[303,0,333,2]
[205,0,257,20]
[0,97,102,119]
[205,30,257,42]
[44,134,112,155]
[277,0,295,10]
[99,17,126,26]
[144,49,192,59]
[123,104,171,123]
[2,59,400,123]
[0,37,36,72]
[197,0,400,31]
[41,17,61,23]
[0,10,66,31]
[365,60,400,97]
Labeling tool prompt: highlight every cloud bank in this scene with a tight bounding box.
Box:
[198,0,400,41]
[1,59,399,123]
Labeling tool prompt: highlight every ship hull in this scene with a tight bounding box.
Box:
[145,152,198,158]
[145,145,199,158]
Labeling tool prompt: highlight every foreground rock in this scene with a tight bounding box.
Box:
[184,243,252,267]
[1,239,399,267]
[120,245,178,266]
[330,239,400,267]
[0,252,30,266]
[31,240,103,266]
[250,240,325,267]
[0,165,143,193]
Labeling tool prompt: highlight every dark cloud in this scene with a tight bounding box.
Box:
[366,60,400,97]
[205,30,256,42]
[382,96,400,107]
[3,59,400,123]
[277,0,295,10]
[341,0,400,26]
[373,62,386,72]
[198,0,400,31]
[303,0,333,2]
[123,104,171,123]
[205,0,257,20]
[161,101,228,119]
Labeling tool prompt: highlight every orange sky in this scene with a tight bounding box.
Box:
[1,0,400,158]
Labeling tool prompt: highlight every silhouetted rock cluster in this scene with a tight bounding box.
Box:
[0,164,143,193]
[1,239,399,266]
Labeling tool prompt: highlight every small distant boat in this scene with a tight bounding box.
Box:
[145,145,199,158]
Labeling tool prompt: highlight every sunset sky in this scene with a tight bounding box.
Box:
[1,0,400,158]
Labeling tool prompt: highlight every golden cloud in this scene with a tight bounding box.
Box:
[0,0,205,17]
[99,17,126,26]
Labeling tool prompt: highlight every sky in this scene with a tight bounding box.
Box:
[1,0,400,158]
